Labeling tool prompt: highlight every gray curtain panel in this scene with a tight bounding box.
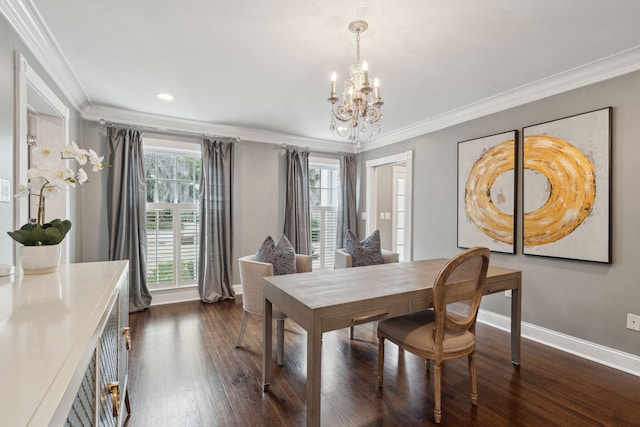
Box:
[283,148,311,255]
[106,127,152,312]
[198,138,235,303]
[337,153,358,249]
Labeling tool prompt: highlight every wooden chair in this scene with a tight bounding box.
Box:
[377,246,490,423]
[235,254,312,365]
[334,247,400,338]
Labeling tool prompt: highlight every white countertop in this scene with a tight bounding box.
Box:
[0,260,129,427]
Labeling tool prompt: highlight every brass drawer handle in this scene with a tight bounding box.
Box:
[352,312,389,325]
[107,381,120,417]
[122,327,131,351]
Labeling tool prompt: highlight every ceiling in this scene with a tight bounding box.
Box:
[5,1,640,149]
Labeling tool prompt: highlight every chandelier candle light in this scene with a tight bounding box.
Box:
[328,20,383,146]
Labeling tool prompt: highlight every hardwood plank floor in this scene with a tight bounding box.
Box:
[124,300,640,426]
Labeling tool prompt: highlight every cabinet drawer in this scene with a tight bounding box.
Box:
[321,301,410,331]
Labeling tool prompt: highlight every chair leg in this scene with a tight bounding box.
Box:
[235,311,249,348]
[276,318,285,366]
[349,325,355,339]
[434,361,442,424]
[469,352,478,405]
[377,336,385,388]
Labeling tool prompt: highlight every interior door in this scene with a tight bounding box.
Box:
[365,151,413,262]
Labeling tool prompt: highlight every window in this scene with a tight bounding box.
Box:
[144,140,201,290]
[309,157,339,270]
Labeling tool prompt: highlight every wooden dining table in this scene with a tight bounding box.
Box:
[262,258,522,427]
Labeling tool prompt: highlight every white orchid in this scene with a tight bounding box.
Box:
[88,149,104,171]
[15,141,108,228]
[77,168,89,185]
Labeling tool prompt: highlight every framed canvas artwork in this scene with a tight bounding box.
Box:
[457,130,518,254]
[522,107,612,263]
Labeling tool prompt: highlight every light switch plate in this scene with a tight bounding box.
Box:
[0,179,10,203]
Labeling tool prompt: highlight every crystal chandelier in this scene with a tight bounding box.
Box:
[328,20,383,146]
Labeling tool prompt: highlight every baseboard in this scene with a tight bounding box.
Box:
[478,309,640,377]
[150,287,201,306]
[150,285,243,306]
[233,284,242,304]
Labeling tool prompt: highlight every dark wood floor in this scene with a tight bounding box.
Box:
[124,300,640,426]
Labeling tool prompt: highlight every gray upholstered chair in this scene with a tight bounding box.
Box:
[235,254,312,365]
[377,247,490,424]
[334,248,400,338]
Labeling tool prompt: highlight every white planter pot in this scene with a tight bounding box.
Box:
[20,245,61,275]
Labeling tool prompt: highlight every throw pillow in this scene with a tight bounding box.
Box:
[345,229,383,267]
[255,234,297,275]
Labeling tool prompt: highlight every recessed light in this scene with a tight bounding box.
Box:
[157,93,174,101]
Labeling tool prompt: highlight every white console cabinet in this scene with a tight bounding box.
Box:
[0,261,130,426]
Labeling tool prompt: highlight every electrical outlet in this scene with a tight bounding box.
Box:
[627,314,640,332]
[504,290,512,298]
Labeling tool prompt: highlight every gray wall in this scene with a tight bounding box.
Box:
[0,14,83,266]
[359,70,640,357]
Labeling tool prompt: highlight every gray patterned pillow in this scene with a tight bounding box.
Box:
[345,230,383,267]
[255,234,297,275]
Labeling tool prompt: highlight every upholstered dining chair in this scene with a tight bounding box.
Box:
[376,246,490,424]
[235,254,312,365]
[335,247,400,339]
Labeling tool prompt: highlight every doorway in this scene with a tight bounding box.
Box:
[365,151,413,261]
[15,52,71,264]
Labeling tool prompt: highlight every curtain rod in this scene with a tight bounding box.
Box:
[99,119,239,142]
[280,143,354,156]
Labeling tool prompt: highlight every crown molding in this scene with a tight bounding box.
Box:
[5,0,640,153]
[364,46,640,151]
[82,105,354,153]
[0,0,90,110]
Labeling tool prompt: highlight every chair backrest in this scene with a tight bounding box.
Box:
[431,247,490,349]
[238,254,312,315]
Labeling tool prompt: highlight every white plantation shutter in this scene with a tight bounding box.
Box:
[146,208,175,284]
[179,209,200,282]
[310,206,337,270]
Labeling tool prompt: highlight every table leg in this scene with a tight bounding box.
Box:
[306,321,322,427]
[263,297,273,390]
[510,280,522,369]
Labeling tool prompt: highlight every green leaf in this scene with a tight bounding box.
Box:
[20,223,36,231]
[45,227,62,244]
[31,227,48,244]
[7,231,29,245]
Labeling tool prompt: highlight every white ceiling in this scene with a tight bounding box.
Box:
[5,1,640,149]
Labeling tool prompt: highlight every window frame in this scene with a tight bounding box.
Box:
[309,156,340,271]
[144,138,202,291]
